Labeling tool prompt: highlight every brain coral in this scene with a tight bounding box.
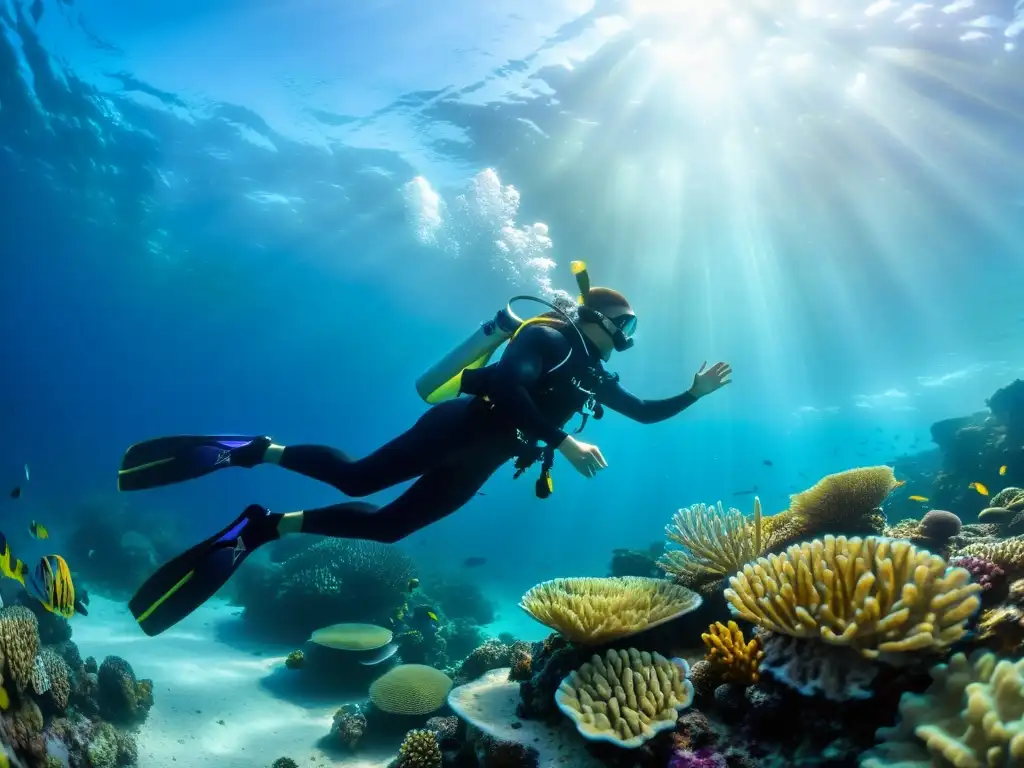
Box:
[368,665,453,715]
[520,576,702,644]
[725,535,982,659]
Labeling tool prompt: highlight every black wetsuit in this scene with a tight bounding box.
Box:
[276,323,699,542]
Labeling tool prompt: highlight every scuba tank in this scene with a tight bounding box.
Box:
[415,303,524,404]
[415,261,595,405]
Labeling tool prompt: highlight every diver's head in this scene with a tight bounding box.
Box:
[578,287,637,361]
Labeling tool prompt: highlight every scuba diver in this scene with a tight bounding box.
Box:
[122,261,732,636]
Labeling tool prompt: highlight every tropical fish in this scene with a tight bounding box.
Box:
[970,482,990,497]
[908,495,929,502]
[28,521,48,540]
[24,555,88,618]
[407,578,420,592]
[462,556,487,568]
[1000,465,1008,476]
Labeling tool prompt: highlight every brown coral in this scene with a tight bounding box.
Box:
[508,643,532,682]
[725,535,982,659]
[39,648,71,710]
[764,466,896,551]
[955,536,1024,578]
[398,729,442,768]
[701,621,764,685]
[0,606,40,692]
[331,704,367,749]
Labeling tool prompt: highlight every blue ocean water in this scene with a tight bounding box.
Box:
[0,0,1022,626]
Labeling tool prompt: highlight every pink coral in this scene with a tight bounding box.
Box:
[950,555,1006,591]
[669,747,727,768]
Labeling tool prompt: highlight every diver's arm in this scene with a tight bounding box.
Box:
[596,379,699,424]
[487,324,571,447]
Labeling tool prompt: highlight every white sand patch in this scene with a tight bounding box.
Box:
[72,595,394,768]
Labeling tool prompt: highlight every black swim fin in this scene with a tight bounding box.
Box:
[117,435,271,491]
[129,504,279,636]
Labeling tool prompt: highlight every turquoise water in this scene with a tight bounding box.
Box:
[0,1,1023,764]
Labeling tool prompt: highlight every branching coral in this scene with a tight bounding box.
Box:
[700,621,764,685]
[955,536,1024,578]
[860,651,1024,767]
[397,729,443,768]
[724,535,982,660]
[658,499,761,588]
[519,576,702,644]
[554,649,694,748]
[763,466,896,551]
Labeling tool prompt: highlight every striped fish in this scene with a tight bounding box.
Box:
[24,555,80,618]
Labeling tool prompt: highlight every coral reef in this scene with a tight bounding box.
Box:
[700,621,763,685]
[240,539,415,641]
[516,633,591,721]
[284,650,304,670]
[758,633,880,701]
[554,648,694,747]
[456,639,531,683]
[397,729,442,768]
[762,466,896,553]
[725,535,982,659]
[1,605,41,692]
[419,573,496,625]
[860,650,1024,767]
[658,499,761,592]
[368,664,454,715]
[96,656,153,725]
[331,703,368,749]
[608,544,663,579]
[519,576,702,644]
[954,535,1024,579]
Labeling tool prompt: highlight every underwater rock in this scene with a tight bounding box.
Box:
[607,545,662,579]
[516,634,589,722]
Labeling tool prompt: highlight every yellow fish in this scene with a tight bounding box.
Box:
[0,683,7,710]
[426,611,438,622]
[970,482,990,497]
[1000,465,1008,476]
[28,521,48,540]
[25,555,87,618]
[908,495,929,502]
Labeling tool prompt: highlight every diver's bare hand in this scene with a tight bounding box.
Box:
[689,361,732,398]
[557,436,608,478]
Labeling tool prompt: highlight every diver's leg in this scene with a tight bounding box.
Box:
[265,399,489,497]
[276,449,511,543]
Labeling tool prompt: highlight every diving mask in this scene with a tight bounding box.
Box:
[578,306,637,351]
[570,260,637,351]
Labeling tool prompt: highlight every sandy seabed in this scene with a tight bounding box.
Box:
[72,595,396,768]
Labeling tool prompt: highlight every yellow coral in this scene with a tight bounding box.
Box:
[764,467,895,551]
[519,576,702,644]
[955,536,1024,575]
[724,535,982,659]
[554,648,693,748]
[860,651,1024,767]
[0,606,40,691]
[701,621,764,685]
[658,499,761,585]
[398,729,442,768]
[368,665,453,715]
